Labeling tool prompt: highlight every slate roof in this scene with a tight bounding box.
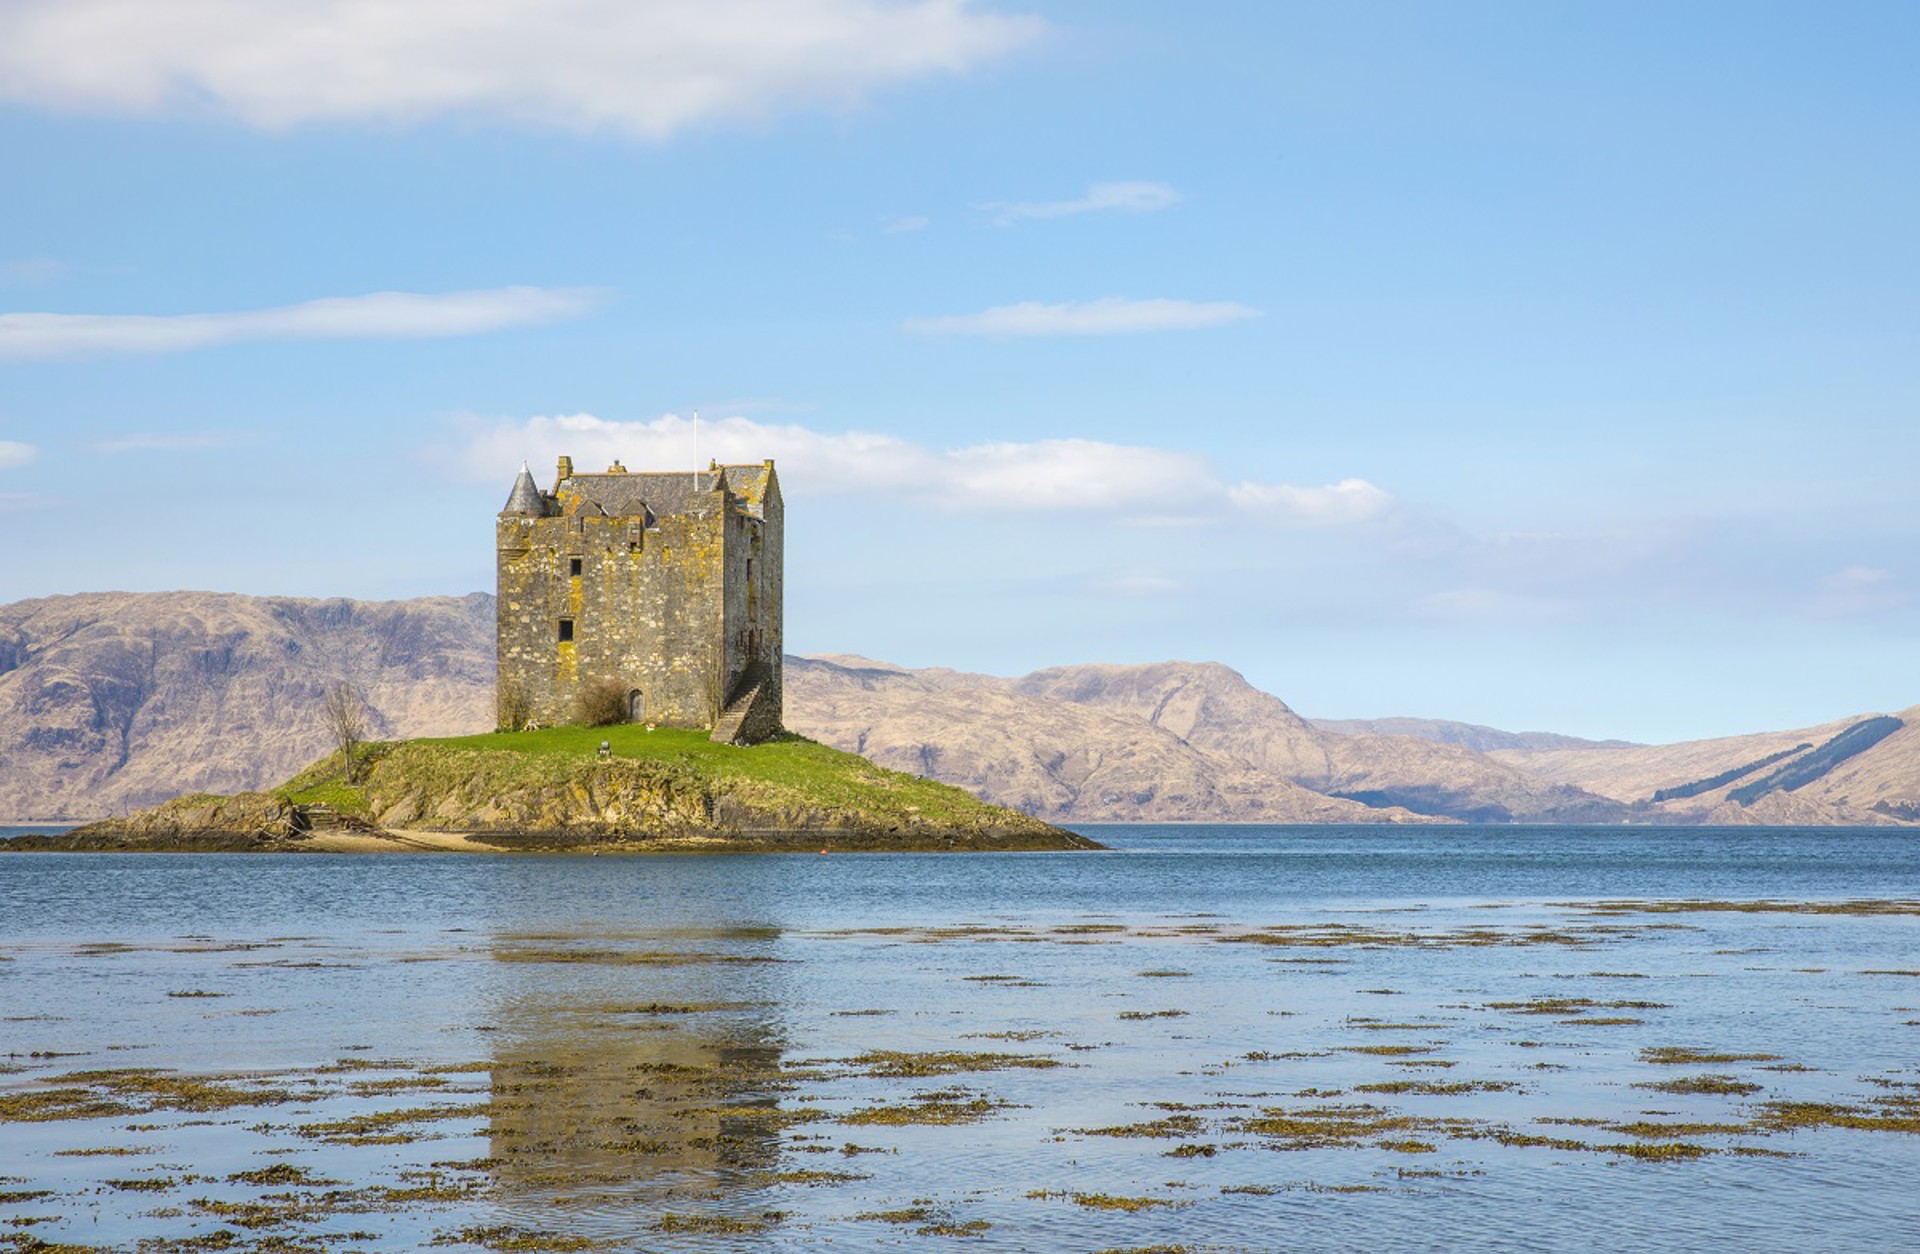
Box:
[501,464,548,516]
[557,464,777,521]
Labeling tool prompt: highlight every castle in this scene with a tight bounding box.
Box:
[495,455,783,744]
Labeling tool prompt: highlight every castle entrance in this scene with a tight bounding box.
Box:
[627,690,645,723]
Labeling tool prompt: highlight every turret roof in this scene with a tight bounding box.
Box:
[502,463,546,515]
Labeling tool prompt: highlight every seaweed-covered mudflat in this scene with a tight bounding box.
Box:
[2,825,1918,1252]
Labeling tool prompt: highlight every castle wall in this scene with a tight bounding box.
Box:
[496,461,784,739]
[496,504,727,729]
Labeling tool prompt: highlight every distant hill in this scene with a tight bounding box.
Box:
[1490,710,1920,824]
[783,655,1426,824]
[0,591,493,819]
[1309,717,1641,753]
[1,591,1913,826]
[787,657,1627,824]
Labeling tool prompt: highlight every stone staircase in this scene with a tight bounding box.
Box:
[710,663,776,745]
[293,803,344,832]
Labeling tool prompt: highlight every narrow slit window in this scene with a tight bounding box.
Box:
[557,618,574,642]
[569,557,583,576]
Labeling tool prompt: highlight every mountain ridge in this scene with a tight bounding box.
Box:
[1,590,1913,826]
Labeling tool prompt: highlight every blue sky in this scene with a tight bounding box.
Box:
[2,0,1916,742]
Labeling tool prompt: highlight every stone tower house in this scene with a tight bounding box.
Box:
[495,456,783,744]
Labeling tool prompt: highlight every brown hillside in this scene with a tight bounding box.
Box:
[0,591,493,818]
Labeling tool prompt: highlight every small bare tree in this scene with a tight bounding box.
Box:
[322,681,370,782]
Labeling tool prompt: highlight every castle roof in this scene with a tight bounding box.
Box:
[558,463,779,521]
[501,463,546,515]
[715,462,779,517]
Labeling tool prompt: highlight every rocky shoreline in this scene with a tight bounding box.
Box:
[0,730,1102,854]
[0,826,1100,853]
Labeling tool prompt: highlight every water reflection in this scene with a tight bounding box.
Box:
[479,926,792,1219]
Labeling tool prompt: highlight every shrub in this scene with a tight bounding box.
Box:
[574,676,629,727]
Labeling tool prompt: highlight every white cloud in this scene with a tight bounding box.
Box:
[0,0,1042,137]
[1228,477,1394,527]
[884,215,931,233]
[92,430,263,454]
[1826,565,1890,588]
[0,441,38,469]
[0,259,66,285]
[983,180,1183,226]
[940,438,1217,510]
[0,287,603,359]
[1813,565,1908,618]
[905,297,1261,337]
[1094,570,1186,599]
[453,411,1386,526]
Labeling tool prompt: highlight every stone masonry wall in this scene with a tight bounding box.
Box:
[497,503,727,729]
[496,463,784,738]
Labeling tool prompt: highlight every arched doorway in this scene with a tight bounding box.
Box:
[627,689,645,723]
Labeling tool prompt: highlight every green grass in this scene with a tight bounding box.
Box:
[267,727,1045,836]
[278,774,375,816]
[427,726,877,784]
[420,727,1001,821]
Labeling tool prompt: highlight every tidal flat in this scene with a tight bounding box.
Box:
[2,825,1918,1252]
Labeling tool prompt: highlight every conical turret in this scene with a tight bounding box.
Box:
[502,463,546,515]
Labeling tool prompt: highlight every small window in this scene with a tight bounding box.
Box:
[569,557,582,576]
[746,558,754,580]
[557,618,574,642]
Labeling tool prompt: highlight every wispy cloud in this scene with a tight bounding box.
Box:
[1228,478,1394,528]
[0,440,38,469]
[0,287,605,360]
[452,411,1389,526]
[1092,570,1187,599]
[905,297,1260,337]
[0,0,1043,138]
[883,215,931,234]
[1812,565,1910,618]
[92,430,263,454]
[983,181,1182,226]
[0,259,66,285]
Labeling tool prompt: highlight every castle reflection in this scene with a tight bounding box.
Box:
[478,928,797,1204]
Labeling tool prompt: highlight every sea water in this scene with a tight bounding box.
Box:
[1,825,1917,1252]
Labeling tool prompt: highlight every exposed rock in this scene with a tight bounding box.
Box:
[45,733,1094,852]
[22,791,308,849]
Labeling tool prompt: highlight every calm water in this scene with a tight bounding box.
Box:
[2,824,1918,1252]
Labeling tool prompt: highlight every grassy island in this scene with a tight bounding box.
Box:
[13,727,1098,854]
